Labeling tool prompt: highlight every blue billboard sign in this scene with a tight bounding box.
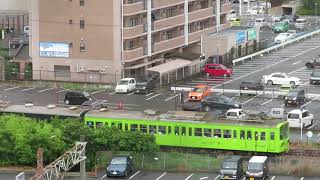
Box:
[236,31,245,45]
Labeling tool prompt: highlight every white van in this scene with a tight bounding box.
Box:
[115,78,136,93]
[295,18,307,30]
[254,18,268,28]
[287,109,314,128]
[23,26,30,37]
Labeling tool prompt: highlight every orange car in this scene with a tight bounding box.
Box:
[188,84,211,101]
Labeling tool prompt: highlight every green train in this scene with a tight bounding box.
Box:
[84,110,289,153]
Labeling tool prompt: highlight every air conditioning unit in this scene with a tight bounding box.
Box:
[76,64,85,72]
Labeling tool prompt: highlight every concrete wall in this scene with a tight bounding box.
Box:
[0,0,31,11]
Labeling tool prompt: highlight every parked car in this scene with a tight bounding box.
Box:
[287,109,314,128]
[201,95,242,112]
[284,89,305,106]
[227,10,237,21]
[64,91,95,105]
[188,84,211,101]
[310,69,320,85]
[219,156,244,180]
[273,33,294,44]
[246,156,269,180]
[305,55,320,68]
[262,72,301,86]
[106,156,133,177]
[254,18,268,28]
[273,21,289,33]
[134,80,155,94]
[229,17,241,26]
[23,26,30,37]
[115,78,136,93]
[204,64,233,77]
[240,81,264,91]
[295,18,307,30]
[279,84,295,97]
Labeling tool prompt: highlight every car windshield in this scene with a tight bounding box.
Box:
[227,112,238,117]
[222,161,238,169]
[220,65,227,69]
[312,71,320,76]
[110,157,127,165]
[275,23,285,27]
[288,113,299,119]
[193,88,203,93]
[83,92,90,97]
[296,19,306,23]
[118,80,129,85]
[280,87,291,91]
[248,163,263,171]
[287,91,298,96]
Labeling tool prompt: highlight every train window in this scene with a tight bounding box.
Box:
[149,125,157,134]
[175,127,179,135]
[140,124,147,133]
[86,121,94,128]
[280,126,284,140]
[111,122,115,127]
[214,129,221,138]
[96,122,103,128]
[131,124,138,132]
[195,128,202,136]
[118,123,122,130]
[247,131,252,140]
[189,127,192,136]
[223,130,231,138]
[270,132,275,140]
[255,131,258,141]
[204,128,212,137]
[260,132,266,140]
[168,126,172,134]
[240,130,245,140]
[233,130,237,139]
[125,124,128,131]
[181,127,186,136]
[158,126,166,134]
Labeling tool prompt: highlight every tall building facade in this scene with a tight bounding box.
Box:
[31,0,231,83]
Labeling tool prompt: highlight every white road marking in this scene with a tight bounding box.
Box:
[100,174,107,180]
[242,94,262,104]
[146,92,153,96]
[146,93,162,100]
[231,97,236,99]
[184,99,189,102]
[308,123,317,130]
[217,92,223,95]
[304,97,318,106]
[165,94,180,101]
[155,172,167,180]
[56,89,70,93]
[4,87,19,91]
[271,176,276,180]
[21,87,37,92]
[214,175,220,180]
[127,92,135,95]
[91,90,105,95]
[100,99,108,103]
[58,100,64,103]
[292,60,302,65]
[109,92,116,95]
[261,99,273,105]
[128,170,140,180]
[200,177,208,180]
[300,177,304,180]
[38,87,55,92]
[288,66,306,75]
[185,173,194,180]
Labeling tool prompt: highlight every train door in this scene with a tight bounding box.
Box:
[255,131,267,152]
[268,131,276,152]
[167,125,182,146]
[245,129,255,151]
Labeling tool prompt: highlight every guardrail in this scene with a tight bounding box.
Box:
[233,28,320,65]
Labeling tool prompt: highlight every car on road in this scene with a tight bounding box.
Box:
[272,21,289,33]
[219,156,243,180]
[310,69,320,85]
[188,84,211,101]
[134,80,155,94]
[204,64,233,77]
[201,95,242,112]
[295,18,307,30]
[287,109,314,128]
[64,91,95,105]
[262,72,301,86]
[106,156,133,177]
[240,81,264,91]
[305,55,320,68]
[254,18,268,28]
[229,17,241,26]
[115,78,136,93]
[246,156,269,180]
[284,89,305,107]
[273,33,294,44]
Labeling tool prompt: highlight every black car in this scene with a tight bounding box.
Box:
[106,156,133,177]
[220,156,243,180]
[134,81,155,94]
[305,56,320,68]
[284,89,305,107]
[64,91,95,105]
[310,69,320,85]
[201,95,242,112]
[240,82,264,95]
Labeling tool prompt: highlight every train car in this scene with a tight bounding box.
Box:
[84,110,289,153]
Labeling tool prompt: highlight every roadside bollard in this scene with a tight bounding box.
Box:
[117,101,123,110]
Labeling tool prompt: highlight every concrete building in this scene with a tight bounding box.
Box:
[31,0,231,84]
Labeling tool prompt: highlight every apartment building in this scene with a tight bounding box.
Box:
[31,0,231,83]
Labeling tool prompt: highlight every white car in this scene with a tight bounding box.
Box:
[254,18,268,28]
[115,78,136,93]
[227,10,236,21]
[273,33,294,44]
[262,72,301,86]
[287,109,314,128]
[246,6,265,15]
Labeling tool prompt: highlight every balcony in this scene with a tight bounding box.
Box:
[188,28,215,43]
[153,36,184,54]
[123,47,144,62]
[153,0,184,9]
[123,24,146,39]
[154,14,184,31]
[123,1,146,16]
[188,7,214,23]
[221,2,231,13]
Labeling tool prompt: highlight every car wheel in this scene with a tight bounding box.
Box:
[226,73,231,77]
[65,100,70,105]
[284,102,288,107]
[267,80,273,85]
[290,81,295,86]
[306,63,313,68]
[203,106,211,112]
[10,44,16,49]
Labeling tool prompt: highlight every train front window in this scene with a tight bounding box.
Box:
[158,126,166,134]
[214,129,221,138]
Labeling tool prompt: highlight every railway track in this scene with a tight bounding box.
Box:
[286,149,320,156]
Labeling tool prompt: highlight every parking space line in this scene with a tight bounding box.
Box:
[271,176,276,180]
[146,93,162,101]
[261,99,273,105]
[217,92,223,95]
[155,172,167,180]
[109,92,116,95]
[300,177,304,180]
[21,87,37,92]
[91,90,105,95]
[146,92,153,96]
[308,123,317,130]
[304,97,318,106]
[184,99,189,102]
[165,94,180,102]
[185,173,194,180]
[214,175,220,180]
[127,92,135,96]
[231,97,236,99]
[38,87,55,93]
[100,174,107,180]
[288,66,306,75]
[292,60,302,65]
[200,177,208,180]
[128,170,140,180]
[56,89,69,93]
[242,94,262,104]
[4,87,19,91]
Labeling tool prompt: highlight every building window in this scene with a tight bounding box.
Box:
[80,20,85,29]
[54,65,70,78]
[200,0,208,9]
[80,0,84,6]
[128,17,139,27]
[80,42,85,52]
[166,30,174,40]
[166,8,175,18]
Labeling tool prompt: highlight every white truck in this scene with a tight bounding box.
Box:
[226,108,286,120]
[115,78,136,93]
[287,109,314,128]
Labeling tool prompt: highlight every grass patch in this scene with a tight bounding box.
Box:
[297,7,320,16]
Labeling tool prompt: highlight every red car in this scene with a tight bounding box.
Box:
[204,64,233,77]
